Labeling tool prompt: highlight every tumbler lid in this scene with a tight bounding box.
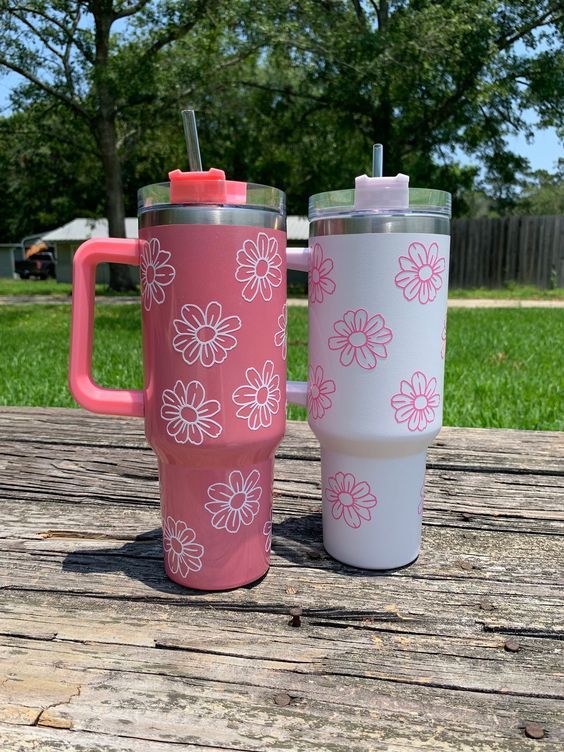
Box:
[309,143,451,219]
[168,168,247,205]
[354,173,410,210]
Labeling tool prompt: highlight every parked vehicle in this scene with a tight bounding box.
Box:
[15,241,56,280]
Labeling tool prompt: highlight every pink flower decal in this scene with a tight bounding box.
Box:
[163,516,204,576]
[328,308,392,370]
[235,232,282,302]
[161,380,222,445]
[274,303,287,360]
[232,359,281,430]
[172,301,241,368]
[263,520,272,553]
[391,371,440,432]
[418,484,424,516]
[309,242,336,303]
[395,241,445,304]
[307,365,336,420]
[140,238,176,311]
[326,472,377,528]
[441,316,447,360]
[205,469,262,534]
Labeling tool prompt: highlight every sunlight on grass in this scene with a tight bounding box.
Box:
[0,304,561,430]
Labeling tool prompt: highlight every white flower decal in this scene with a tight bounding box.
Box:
[390,371,440,432]
[326,472,378,529]
[205,469,262,533]
[232,360,281,430]
[328,308,393,370]
[395,241,446,305]
[307,365,336,420]
[274,303,287,360]
[163,516,204,576]
[235,232,283,302]
[161,380,222,445]
[263,520,272,553]
[172,301,241,368]
[309,242,336,303]
[140,238,176,311]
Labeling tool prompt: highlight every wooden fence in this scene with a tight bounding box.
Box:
[449,215,563,289]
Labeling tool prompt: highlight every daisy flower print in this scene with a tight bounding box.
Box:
[205,469,262,534]
[232,360,281,430]
[328,308,392,370]
[161,380,222,445]
[395,241,446,305]
[326,472,377,529]
[309,242,336,303]
[235,232,282,302]
[307,365,336,420]
[391,371,440,432]
[140,238,175,311]
[274,304,287,360]
[162,516,204,576]
[172,301,241,368]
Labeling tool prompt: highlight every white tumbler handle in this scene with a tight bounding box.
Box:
[286,246,310,407]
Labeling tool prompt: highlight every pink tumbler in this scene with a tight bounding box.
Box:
[69,168,292,590]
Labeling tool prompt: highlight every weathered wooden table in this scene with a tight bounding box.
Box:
[0,407,562,751]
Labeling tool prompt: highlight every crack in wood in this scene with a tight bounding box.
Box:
[323,669,564,701]
[480,624,564,639]
[153,640,318,665]
[34,685,81,729]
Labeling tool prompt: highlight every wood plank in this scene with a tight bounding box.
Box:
[1,408,563,751]
[0,632,562,751]
[0,407,561,475]
[0,724,216,752]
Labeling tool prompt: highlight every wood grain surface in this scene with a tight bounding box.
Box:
[0,407,563,751]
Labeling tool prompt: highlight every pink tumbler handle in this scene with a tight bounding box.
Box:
[286,246,310,407]
[69,238,144,417]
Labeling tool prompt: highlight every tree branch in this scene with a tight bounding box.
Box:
[0,55,89,120]
[350,0,365,23]
[113,0,152,20]
[62,6,82,98]
[11,12,67,64]
[5,3,95,64]
[239,80,330,105]
[496,8,563,51]
[140,0,214,60]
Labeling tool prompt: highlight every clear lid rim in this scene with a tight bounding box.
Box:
[309,186,452,219]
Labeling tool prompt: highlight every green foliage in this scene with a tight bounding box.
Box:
[515,160,564,215]
[0,104,102,240]
[0,1,562,239]
[0,303,562,431]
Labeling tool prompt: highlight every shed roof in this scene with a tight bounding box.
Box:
[42,216,309,242]
[42,218,138,242]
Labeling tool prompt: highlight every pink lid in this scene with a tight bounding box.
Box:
[168,168,247,205]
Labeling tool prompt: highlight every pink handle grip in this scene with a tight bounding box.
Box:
[286,246,310,407]
[69,238,144,417]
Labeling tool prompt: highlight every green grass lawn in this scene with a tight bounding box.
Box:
[0,279,137,297]
[0,304,561,430]
[0,278,563,300]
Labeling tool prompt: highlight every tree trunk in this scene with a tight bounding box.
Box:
[94,114,136,291]
[91,0,135,292]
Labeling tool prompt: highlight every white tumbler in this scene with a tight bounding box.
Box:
[288,167,451,569]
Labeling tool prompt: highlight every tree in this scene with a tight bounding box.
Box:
[0,102,103,240]
[0,1,218,288]
[188,0,563,215]
[515,160,564,214]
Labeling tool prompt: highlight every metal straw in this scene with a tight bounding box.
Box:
[372,143,383,177]
[182,109,203,171]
